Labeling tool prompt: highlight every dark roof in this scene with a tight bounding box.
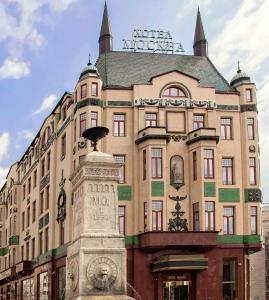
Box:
[95,51,235,93]
[194,8,207,45]
[99,1,112,41]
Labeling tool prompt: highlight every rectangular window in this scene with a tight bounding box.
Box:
[222,158,234,185]
[80,113,87,137]
[143,149,146,180]
[223,207,235,235]
[247,118,255,140]
[246,88,252,102]
[22,278,34,300]
[39,272,49,300]
[81,83,87,98]
[205,201,215,231]
[41,158,45,178]
[193,202,200,231]
[250,206,257,235]
[28,177,31,195]
[223,258,237,299]
[152,201,163,231]
[144,202,148,232]
[39,231,43,255]
[23,184,26,200]
[152,148,162,178]
[47,152,50,171]
[46,186,50,210]
[34,170,37,188]
[22,212,25,232]
[31,238,35,259]
[40,192,44,215]
[45,227,49,252]
[27,206,30,228]
[32,201,36,223]
[204,149,214,179]
[249,157,256,185]
[145,113,157,127]
[61,134,66,158]
[221,118,232,140]
[91,112,98,127]
[26,241,29,260]
[193,151,197,181]
[193,114,204,130]
[21,245,24,261]
[91,82,98,96]
[118,206,125,235]
[74,118,77,142]
[113,114,125,137]
[113,155,125,183]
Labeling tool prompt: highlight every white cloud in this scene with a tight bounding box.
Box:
[176,0,213,23]
[21,130,34,141]
[33,94,57,115]
[0,167,8,189]
[211,0,269,74]
[0,132,10,189]
[0,0,78,79]
[0,132,10,163]
[0,58,30,80]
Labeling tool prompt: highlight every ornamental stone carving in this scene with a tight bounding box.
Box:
[68,259,79,291]
[245,189,262,203]
[87,257,118,291]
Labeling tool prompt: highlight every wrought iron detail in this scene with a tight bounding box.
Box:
[40,134,55,157]
[168,195,188,231]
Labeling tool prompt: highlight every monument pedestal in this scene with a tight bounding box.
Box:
[66,151,134,300]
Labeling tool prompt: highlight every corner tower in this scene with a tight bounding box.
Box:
[193,7,208,56]
[99,1,113,55]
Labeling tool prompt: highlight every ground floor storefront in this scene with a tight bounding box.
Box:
[0,232,261,300]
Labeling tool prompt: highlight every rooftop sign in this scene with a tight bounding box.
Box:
[123,29,184,54]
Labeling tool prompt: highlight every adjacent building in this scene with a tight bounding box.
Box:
[0,3,262,300]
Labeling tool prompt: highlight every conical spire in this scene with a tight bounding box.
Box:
[193,7,208,56]
[99,1,113,55]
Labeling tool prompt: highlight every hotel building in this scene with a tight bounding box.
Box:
[0,3,262,300]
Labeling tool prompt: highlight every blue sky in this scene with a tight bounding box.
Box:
[0,0,268,201]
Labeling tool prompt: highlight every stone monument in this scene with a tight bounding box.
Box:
[66,127,133,299]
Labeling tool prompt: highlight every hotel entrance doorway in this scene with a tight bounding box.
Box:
[163,280,191,300]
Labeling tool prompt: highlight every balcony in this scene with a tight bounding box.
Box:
[186,128,219,145]
[40,172,50,191]
[135,127,170,145]
[139,231,218,251]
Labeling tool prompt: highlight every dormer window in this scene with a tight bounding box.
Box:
[163,86,186,98]
[62,105,67,121]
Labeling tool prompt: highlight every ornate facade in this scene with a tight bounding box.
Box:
[0,3,262,300]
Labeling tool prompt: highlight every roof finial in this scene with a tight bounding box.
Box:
[237,60,241,73]
[193,7,208,56]
[88,53,91,66]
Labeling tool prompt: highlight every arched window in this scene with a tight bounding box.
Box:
[163,86,186,98]
[170,155,184,189]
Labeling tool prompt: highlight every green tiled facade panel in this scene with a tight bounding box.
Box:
[0,247,9,256]
[219,188,240,202]
[118,185,132,201]
[152,181,164,197]
[217,235,261,244]
[244,188,262,203]
[125,235,140,246]
[204,182,216,197]
[9,235,19,245]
